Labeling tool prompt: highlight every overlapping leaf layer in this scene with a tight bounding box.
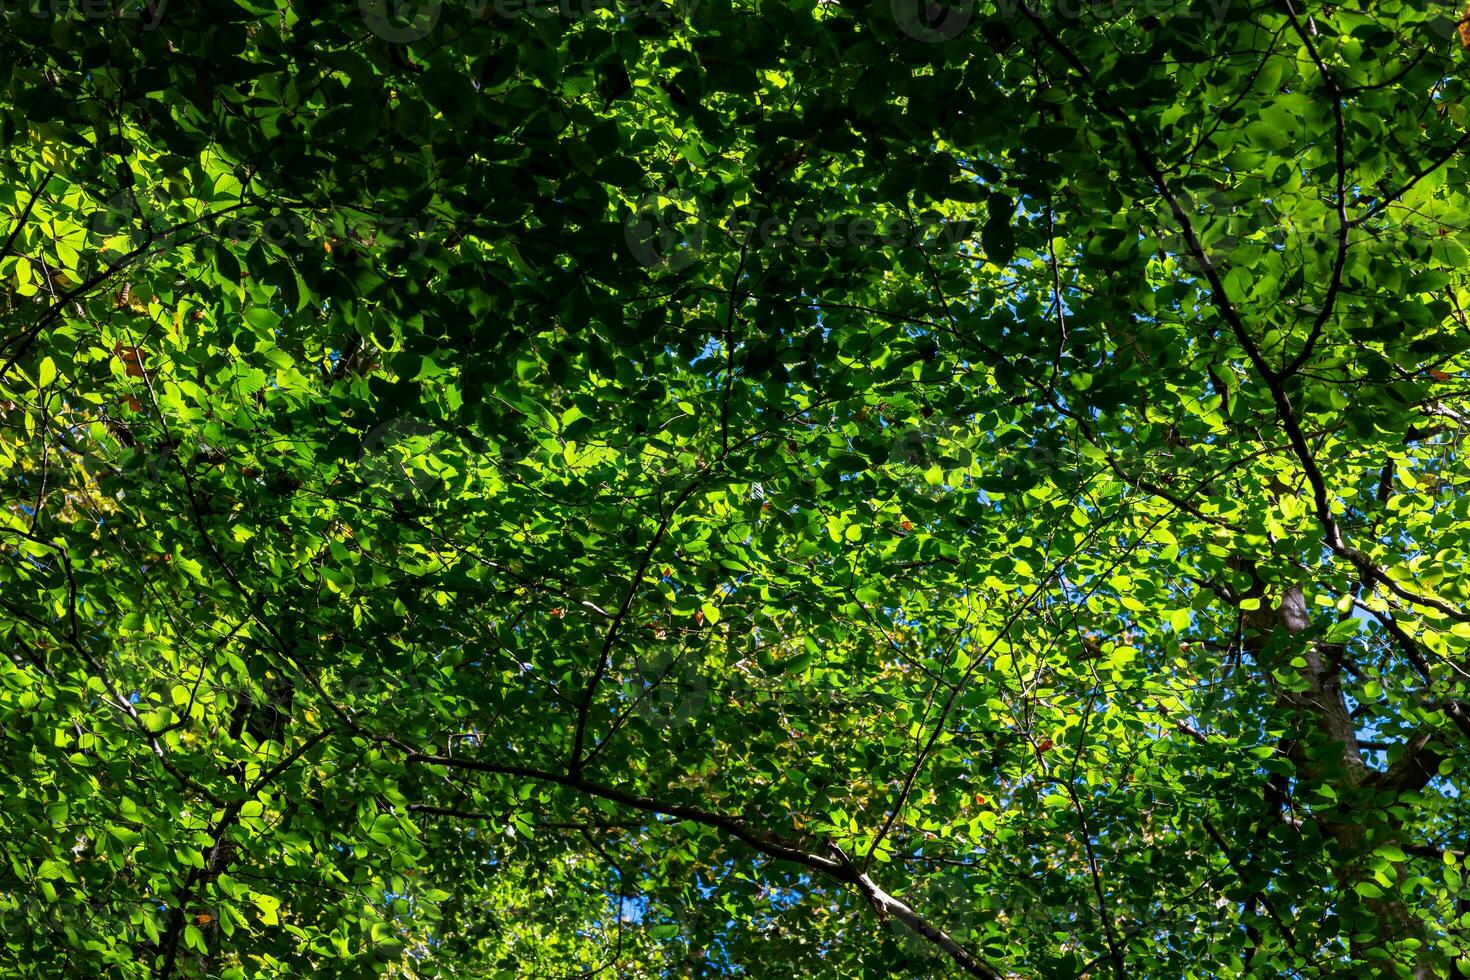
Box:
[2,1,1469,976]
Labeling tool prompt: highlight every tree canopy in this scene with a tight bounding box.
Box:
[3,0,1470,976]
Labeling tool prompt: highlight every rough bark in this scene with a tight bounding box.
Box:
[1248,585,1448,978]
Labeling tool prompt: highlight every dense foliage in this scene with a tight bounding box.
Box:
[3,0,1470,976]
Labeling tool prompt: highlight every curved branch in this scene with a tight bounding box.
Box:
[403,751,1005,980]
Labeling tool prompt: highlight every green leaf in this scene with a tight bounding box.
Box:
[245,307,281,331]
[253,894,280,927]
[0,9,1462,979]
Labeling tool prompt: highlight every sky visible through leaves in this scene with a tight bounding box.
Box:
[2,0,1470,977]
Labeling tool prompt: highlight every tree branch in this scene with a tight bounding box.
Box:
[403,751,1005,979]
